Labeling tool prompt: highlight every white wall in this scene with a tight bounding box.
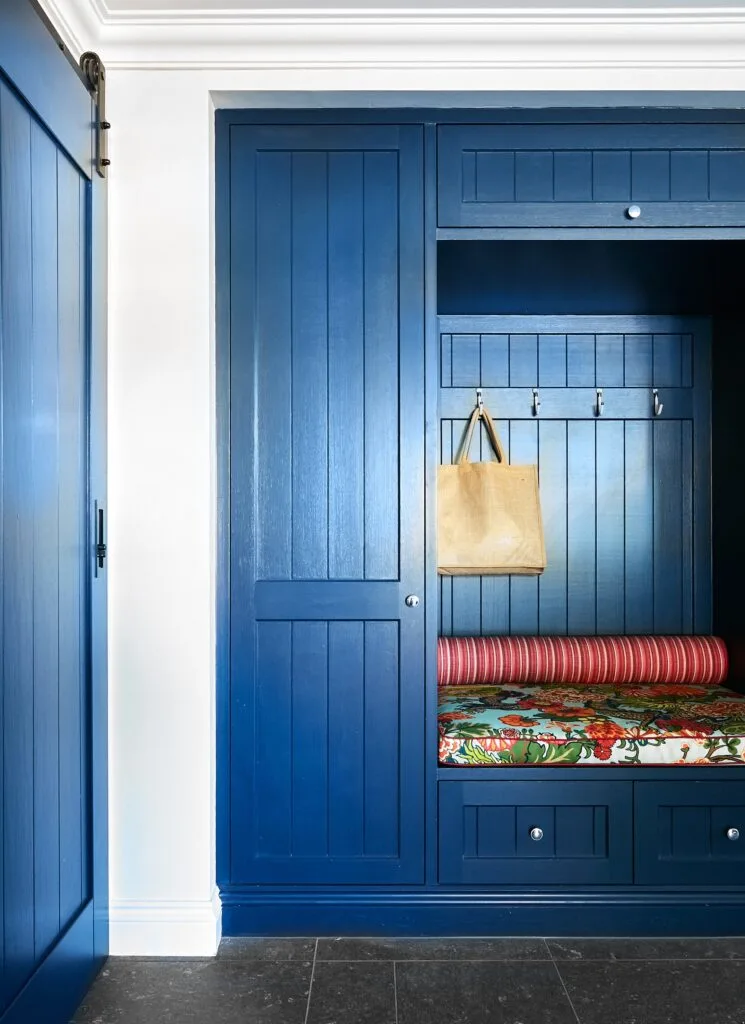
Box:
[101,26,745,954]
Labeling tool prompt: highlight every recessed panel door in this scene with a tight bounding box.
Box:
[227,126,425,885]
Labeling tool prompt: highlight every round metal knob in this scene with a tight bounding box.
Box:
[727,827,740,842]
[529,827,544,842]
[405,595,420,608]
[626,204,642,220]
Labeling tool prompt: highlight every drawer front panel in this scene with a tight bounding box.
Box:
[635,782,745,886]
[439,781,633,885]
[438,124,745,228]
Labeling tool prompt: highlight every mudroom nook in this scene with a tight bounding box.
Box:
[217,111,745,937]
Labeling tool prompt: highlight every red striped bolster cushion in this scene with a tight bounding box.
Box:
[437,636,728,686]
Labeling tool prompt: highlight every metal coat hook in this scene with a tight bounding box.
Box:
[532,388,541,417]
[595,388,604,417]
[653,389,664,417]
[476,388,484,416]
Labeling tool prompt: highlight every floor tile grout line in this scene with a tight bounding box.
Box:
[542,938,555,961]
[393,961,399,1024]
[313,957,556,963]
[552,959,583,1024]
[303,938,319,1024]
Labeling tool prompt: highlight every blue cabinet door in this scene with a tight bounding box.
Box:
[635,783,745,887]
[439,124,745,228]
[224,125,425,885]
[0,4,107,1022]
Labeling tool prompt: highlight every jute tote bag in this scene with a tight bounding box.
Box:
[438,405,546,576]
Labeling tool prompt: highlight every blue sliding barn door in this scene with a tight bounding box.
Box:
[226,125,425,885]
[1,3,107,1022]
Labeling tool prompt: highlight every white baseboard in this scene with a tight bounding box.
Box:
[110,889,222,957]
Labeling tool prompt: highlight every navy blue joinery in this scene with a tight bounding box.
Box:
[635,783,745,887]
[438,124,745,228]
[438,781,633,886]
[225,124,425,886]
[0,6,107,1022]
[438,315,711,638]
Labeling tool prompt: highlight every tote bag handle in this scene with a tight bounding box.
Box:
[457,404,506,465]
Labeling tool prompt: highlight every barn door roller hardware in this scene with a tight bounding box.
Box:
[80,52,110,178]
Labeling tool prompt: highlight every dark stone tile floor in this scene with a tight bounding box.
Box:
[72,937,745,1023]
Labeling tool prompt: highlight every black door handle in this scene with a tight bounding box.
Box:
[96,505,107,570]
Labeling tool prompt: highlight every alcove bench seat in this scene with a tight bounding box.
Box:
[437,635,738,767]
[438,680,745,766]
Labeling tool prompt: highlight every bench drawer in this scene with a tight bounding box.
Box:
[635,782,745,886]
[438,124,745,229]
[439,781,633,885]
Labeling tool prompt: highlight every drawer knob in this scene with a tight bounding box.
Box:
[727,827,740,842]
[529,827,544,842]
[626,204,642,220]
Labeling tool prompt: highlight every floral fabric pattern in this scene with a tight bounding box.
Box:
[438,682,745,766]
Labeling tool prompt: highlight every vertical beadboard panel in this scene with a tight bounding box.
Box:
[480,419,511,635]
[554,152,592,201]
[567,421,597,634]
[681,420,695,634]
[292,153,329,580]
[451,335,480,387]
[481,333,509,386]
[592,151,631,201]
[292,622,329,858]
[30,119,61,961]
[58,149,86,930]
[256,152,293,581]
[654,420,685,633]
[509,333,537,387]
[1,81,36,1001]
[255,623,293,858]
[632,151,671,201]
[567,334,595,386]
[538,421,568,635]
[329,153,365,580]
[509,421,539,634]
[364,151,399,581]
[328,622,365,857]
[595,420,626,633]
[329,154,366,581]
[364,622,400,857]
[625,421,655,633]
[538,334,567,387]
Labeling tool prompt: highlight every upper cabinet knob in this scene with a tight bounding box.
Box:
[405,595,420,608]
[626,204,642,220]
[727,827,740,841]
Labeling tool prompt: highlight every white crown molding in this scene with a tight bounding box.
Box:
[38,2,745,81]
[35,0,101,57]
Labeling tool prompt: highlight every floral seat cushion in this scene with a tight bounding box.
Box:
[438,682,745,766]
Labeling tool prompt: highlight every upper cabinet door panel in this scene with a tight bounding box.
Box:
[438,124,745,228]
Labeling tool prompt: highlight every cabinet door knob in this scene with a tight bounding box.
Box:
[529,827,544,842]
[727,827,740,841]
[405,594,420,608]
[626,204,642,220]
